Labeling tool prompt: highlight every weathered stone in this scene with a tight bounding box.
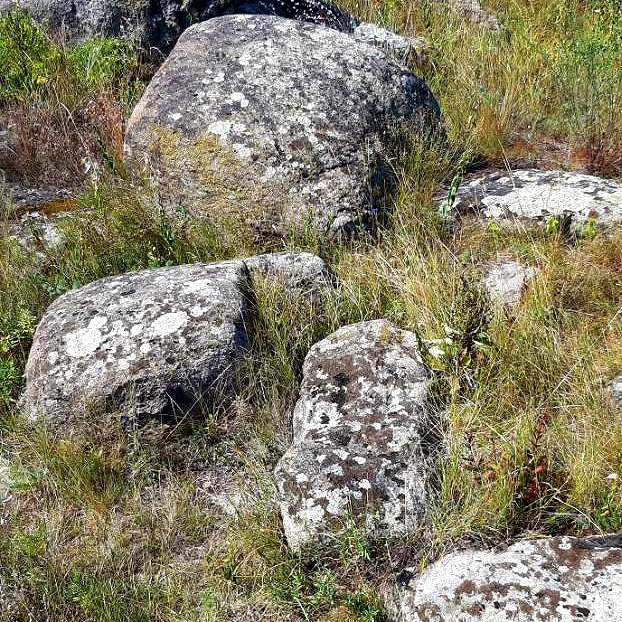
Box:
[244,251,329,290]
[428,0,500,28]
[124,15,441,239]
[0,0,358,53]
[483,258,537,310]
[450,169,622,231]
[274,319,433,551]
[391,535,622,621]
[23,261,252,431]
[351,22,428,65]
[608,375,622,407]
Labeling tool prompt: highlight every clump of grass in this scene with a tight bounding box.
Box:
[0,9,145,187]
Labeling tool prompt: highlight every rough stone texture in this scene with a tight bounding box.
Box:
[244,251,330,289]
[429,0,500,28]
[608,375,622,407]
[7,212,66,256]
[23,261,252,430]
[484,258,537,310]
[351,22,428,65]
[451,169,622,231]
[0,0,358,53]
[274,319,433,551]
[124,15,441,239]
[392,535,622,621]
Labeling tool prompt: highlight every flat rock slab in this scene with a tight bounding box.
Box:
[124,15,441,239]
[392,535,622,621]
[484,258,537,310]
[451,169,622,230]
[23,261,252,431]
[275,319,432,551]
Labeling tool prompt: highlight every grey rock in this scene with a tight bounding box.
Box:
[124,15,441,239]
[0,0,359,53]
[274,319,433,551]
[608,375,622,407]
[7,211,66,255]
[244,251,329,290]
[483,258,537,310]
[391,535,622,621]
[451,169,622,231]
[429,0,500,28]
[351,22,428,65]
[23,261,252,431]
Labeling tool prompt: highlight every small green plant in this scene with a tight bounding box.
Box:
[545,217,560,235]
[0,358,20,406]
[0,8,58,102]
[595,473,622,531]
[339,521,373,563]
[312,569,337,607]
[67,38,136,88]
[345,589,384,622]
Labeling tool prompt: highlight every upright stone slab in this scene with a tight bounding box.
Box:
[275,320,433,551]
[23,261,251,431]
[124,15,441,239]
[392,535,622,621]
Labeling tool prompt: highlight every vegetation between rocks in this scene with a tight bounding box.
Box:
[2,1,622,620]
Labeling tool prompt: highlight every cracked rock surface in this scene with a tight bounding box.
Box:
[274,319,433,551]
[451,169,622,230]
[391,535,622,621]
[124,15,441,239]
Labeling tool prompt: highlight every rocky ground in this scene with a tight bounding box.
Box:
[2,1,622,621]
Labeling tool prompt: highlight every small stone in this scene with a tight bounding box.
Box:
[483,258,537,310]
[274,319,433,551]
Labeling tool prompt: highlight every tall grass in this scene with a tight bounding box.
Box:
[2,1,622,620]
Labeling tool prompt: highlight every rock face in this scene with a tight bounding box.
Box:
[437,0,500,28]
[244,251,329,290]
[23,261,252,430]
[392,535,622,621]
[124,15,441,239]
[451,169,622,231]
[484,258,537,310]
[274,320,433,551]
[0,0,382,54]
[608,375,622,407]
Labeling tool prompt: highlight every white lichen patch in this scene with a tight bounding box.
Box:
[150,312,189,338]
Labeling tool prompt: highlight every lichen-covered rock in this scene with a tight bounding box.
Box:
[451,169,622,231]
[484,258,537,310]
[351,22,428,65]
[274,320,433,551]
[424,0,499,28]
[23,261,252,431]
[244,251,329,290]
[124,15,441,239]
[0,0,374,54]
[608,375,622,407]
[391,535,622,621]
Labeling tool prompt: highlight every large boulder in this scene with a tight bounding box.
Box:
[124,15,441,239]
[391,535,622,621]
[22,261,252,431]
[0,0,420,57]
[450,169,622,231]
[274,320,433,551]
[22,252,329,434]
